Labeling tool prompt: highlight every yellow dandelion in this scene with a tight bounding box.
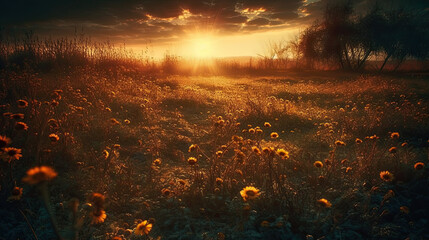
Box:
[7,186,23,201]
[270,132,279,139]
[3,147,22,161]
[264,122,271,127]
[390,132,400,139]
[317,198,332,208]
[187,157,197,166]
[91,210,107,224]
[380,171,394,182]
[110,118,120,125]
[216,151,223,157]
[251,146,261,155]
[248,128,255,134]
[276,149,289,159]
[335,140,346,146]
[256,128,263,134]
[188,144,198,152]
[135,220,153,235]
[17,100,28,108]
[355,138,362,144]
[414,162,424,170]
[313,161,323,168]
[240,186,261,201]
[153,158,161,166]
[15,122,28,131]
[49,133,59,142]
[262,147,273,154]
[0,135,11,148]
[124,119,130,124]
[216,177,223,185]
[22,166,57,184]
[388,147,397,153]
[102,150,109,159]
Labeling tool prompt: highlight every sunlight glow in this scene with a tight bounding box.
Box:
[190,37,215,59]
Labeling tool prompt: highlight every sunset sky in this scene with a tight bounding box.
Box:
[1,0,427,58]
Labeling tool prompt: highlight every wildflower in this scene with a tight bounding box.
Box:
[11,113,24,120]
[260,220,270,227]
[232,135,243,142]
[216,177,223,185]
[248,128,255,134]
[400,206,410,214]
[49,133,59,142]
[113,144,121,149]
[262,147,273,154]
[188,144,198,152]
[0,135,11,148]
[161,188,171,197]
[276,149,289,159]
[346,167,352,173]
[7,187,23,201]
[124,119,130,124]
[91,209,107,224]
[102,150,109,159]
[3,112,12,118]
[187,157,197,165]
[390,132,399,139]
[240,186,260,201]
[317,198,332,208]
[90,193,105,209]
[22,166,57,184]
[335,140,346,146]
[251,146,261,155]
[355,138,362,144]
[15,122,28,131]
[110,118,120,125]
[216,151,223,157]
[264,122,271,127]
[270,132,279,139]
[153,158,161,166]
[3,147,22,161]
[17,100,28,108]
[380,171,394,182]
[388,147,397,153]
[401,142,408,147]
[313,161,323,168]
[414,162,424,170]
[134,220,153,235]
[256,128,263,134]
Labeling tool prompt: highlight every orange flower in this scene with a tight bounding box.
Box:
[22,166,57,184]
[188,144,198,152]
[276,149,289,159]
[251,146,261,155]
[390,132,400,139]
[414,162,425,170]
[270,132,279,139]
[49,133,59,142]
[240,186,260,201]
[335,140,346,146]
[3,147,22,161]
[248,128,255,134]
[187,157,197,165]
[7,186,23,201]
[317,198,332,208]
[91,210,107,224]
[216,177,224,185]
[134,220,153,235]
[313,161,323,168]
[15,122,28,131]
[153,158,161,166]
[264,122,271,127]
[17,100,28,108]
[380,171,394,182]
[0,135,11,148]
[355,138,362,144]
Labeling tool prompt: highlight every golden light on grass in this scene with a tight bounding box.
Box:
[380,171,394,182]
[22,166,57,184]
[317,198,332,208]
[240,186,261,201]
[135,220,153,235]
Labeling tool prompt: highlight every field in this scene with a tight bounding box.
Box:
[1,62,429,240]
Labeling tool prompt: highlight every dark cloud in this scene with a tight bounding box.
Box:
[0,0,427,45]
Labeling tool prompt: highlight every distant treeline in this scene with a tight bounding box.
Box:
[279,2,429,71]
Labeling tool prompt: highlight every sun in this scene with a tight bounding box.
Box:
[189,37,215,59]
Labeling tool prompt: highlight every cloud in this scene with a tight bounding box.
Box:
[1,0,426,45]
